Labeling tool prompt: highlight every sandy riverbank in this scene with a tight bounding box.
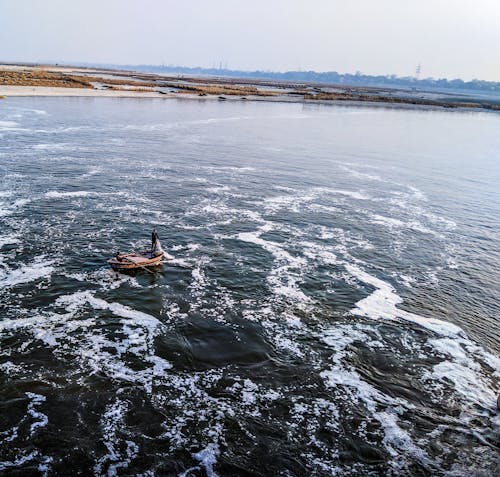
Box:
[0,85,171,98]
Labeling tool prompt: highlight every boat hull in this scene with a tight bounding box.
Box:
[107,252,164,270]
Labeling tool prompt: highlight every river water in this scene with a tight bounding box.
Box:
[0,98,499,476]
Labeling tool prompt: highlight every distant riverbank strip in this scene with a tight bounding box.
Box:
[1,64,499,112]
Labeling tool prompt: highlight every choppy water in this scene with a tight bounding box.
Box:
[0,98,499,476]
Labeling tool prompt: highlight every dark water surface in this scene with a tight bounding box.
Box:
[0,98,499,476]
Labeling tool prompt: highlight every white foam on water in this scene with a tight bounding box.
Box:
[0,424,19,444]
[206,185,232,194]
[0,120,20,128]
[184,199,261,228]
[347,264,464,337]
[237,224,298,265]
[346,265,499,417]
[35,125,89,134]
[301,241,339,266]
[0,291,173,392]
[260,186,372,218]
[0,257,55,288]
[393,272,415,288]
[0,121,27,132]
[57,290,162,328]
[237,224,310,305]
[462,341,500,377]
[371,214,405,228]
[56,291,171,391]
[425,337,499,410]
[87,295,161,328]
[320,325,431,472]
[0,234,20,249]
[330,189,371,200]
[307,203,341,214]
[428,360,496,410]
[10,107,47,116]
[340,165,384,182]
[374,410,431,471]
[194,443,220,477]
[198,202,232,217]
[64,269,142,291]
[12,198,30,208]
[210,165,255,172]
[370,214,440,236]
[167,257,191,268]
[262,193,316,213]
[25,392,48,436]
[83,166,103,176]
[155,370,231,458]
[289,397,341,471]
[0,361,24,376]
[387,197,457,231]
[240,378,259,407]
[45,190,95,198]
[0,197,31,217]
[32,143,72,150]
[0,392,49,460]
[190,260,210,295]
[262,389,281,401]
[243,306,305,357]
[180,443,220,477]
[0,451,51,473]
[407,185,427,201]
[94,399,138,477]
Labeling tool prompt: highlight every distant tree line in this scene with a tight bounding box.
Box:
[118,64,500,93]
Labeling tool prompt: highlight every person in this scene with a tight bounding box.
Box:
[151,228,163,257]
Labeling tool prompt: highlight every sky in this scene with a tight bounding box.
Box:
[1,0,499,81]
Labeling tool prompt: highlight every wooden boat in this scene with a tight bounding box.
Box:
[108,228,168,271]
[108,251,164,270]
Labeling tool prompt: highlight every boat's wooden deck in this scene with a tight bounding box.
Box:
[124,255,149,264]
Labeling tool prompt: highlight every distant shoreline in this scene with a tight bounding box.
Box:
[1,64,499,113]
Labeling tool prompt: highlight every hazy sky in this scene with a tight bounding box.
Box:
[1,0,499,80]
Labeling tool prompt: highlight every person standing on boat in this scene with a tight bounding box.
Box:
[151,228,163,257]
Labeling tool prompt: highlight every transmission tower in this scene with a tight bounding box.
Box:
[415,63,422,80]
